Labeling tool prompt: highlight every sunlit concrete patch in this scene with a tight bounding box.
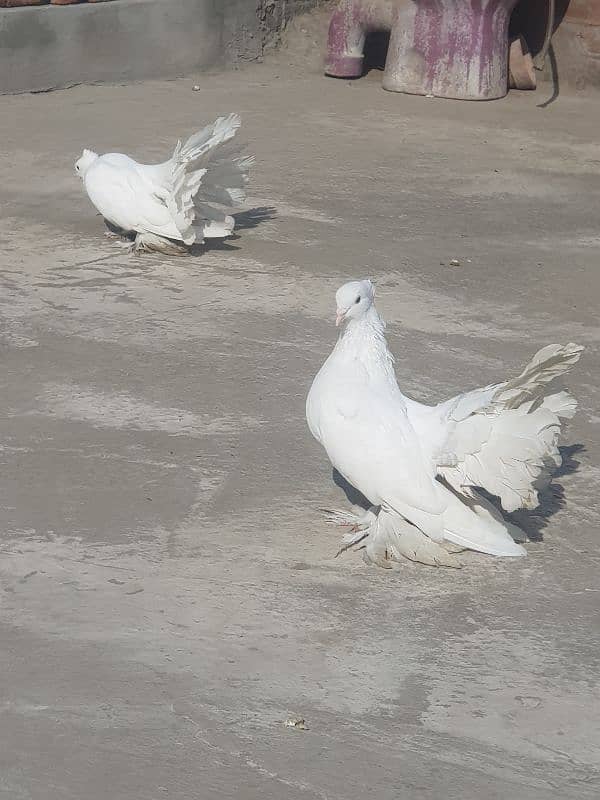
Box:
[422,627,600,773]
[29,383,263,437]
[246,195,342,225]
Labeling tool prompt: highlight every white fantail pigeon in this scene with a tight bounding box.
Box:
[75,114,253,254]
[306,279,583,569]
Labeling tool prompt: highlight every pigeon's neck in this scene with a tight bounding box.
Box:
[79,150,99,177]
[337,306,398,387]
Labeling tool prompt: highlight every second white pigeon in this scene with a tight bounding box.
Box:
[306,279,583,568]
[75,113,253,254]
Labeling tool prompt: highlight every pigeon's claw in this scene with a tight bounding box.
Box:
[335,528,370,558]
[320,508,356,527]
[319,506,376,530]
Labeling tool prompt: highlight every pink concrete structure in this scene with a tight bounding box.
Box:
[325,0,520,100]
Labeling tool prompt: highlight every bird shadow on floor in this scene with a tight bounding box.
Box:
[104,218,134,239]
[190,239,240,255]
[505,443,585,542]
[333,443,585,544]
[189,206,278,255]
[233,206,277,231]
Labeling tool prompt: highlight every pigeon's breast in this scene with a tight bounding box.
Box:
[306,360,331,445]
[306,356,374,479]
[84,161,140,232]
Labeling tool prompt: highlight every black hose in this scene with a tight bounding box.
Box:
[534,0,556,70]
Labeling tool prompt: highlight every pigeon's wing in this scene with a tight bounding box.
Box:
[431,344,583,512]
[86,160,183,241]
[321,383,447,541]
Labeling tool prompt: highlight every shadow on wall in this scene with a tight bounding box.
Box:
[510,0,570,105]
[363,29,391,74]
[510,0,571,57]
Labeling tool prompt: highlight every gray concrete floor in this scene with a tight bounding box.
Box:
[1,61,599,800]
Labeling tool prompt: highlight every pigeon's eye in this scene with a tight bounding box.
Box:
[355,296,361,304]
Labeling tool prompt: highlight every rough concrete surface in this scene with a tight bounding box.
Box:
[1,54,599,800]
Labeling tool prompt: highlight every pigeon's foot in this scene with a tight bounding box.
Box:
[132,232,189,256]
[320,505,378,532]
[335,528,370,558]
[321,505,463,568]
[319,505,378,558]
[362,513,463,569]
[362,537,462,569]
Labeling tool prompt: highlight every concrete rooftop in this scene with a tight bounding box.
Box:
[0,59,599,799]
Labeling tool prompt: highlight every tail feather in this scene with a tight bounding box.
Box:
[166,166,206,245]
[441,486,527,557]
[197,155,255,208]
[496,343,584,409]
[200,216,235,239]
[441,343,583,513]
[177,114,241,165]
[539,390,578,419]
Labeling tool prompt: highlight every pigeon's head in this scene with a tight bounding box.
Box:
[74,149,98,178]
[335,279,375,326]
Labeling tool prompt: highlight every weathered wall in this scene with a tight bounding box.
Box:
[0,0,322,95]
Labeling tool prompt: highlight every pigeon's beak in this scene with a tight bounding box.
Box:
[335,309,347,327]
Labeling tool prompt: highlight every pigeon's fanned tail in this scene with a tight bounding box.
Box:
[166,114,250,244]
[198,155,255,208]
[440,343,583,514]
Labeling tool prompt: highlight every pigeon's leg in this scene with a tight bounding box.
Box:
[319,504,379,558]
[363,512,462,569]
[335,527,371,557]
[131,232,188,256]
[321,504,378,533]
[131,232,155,255]
[131,233,149,255]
